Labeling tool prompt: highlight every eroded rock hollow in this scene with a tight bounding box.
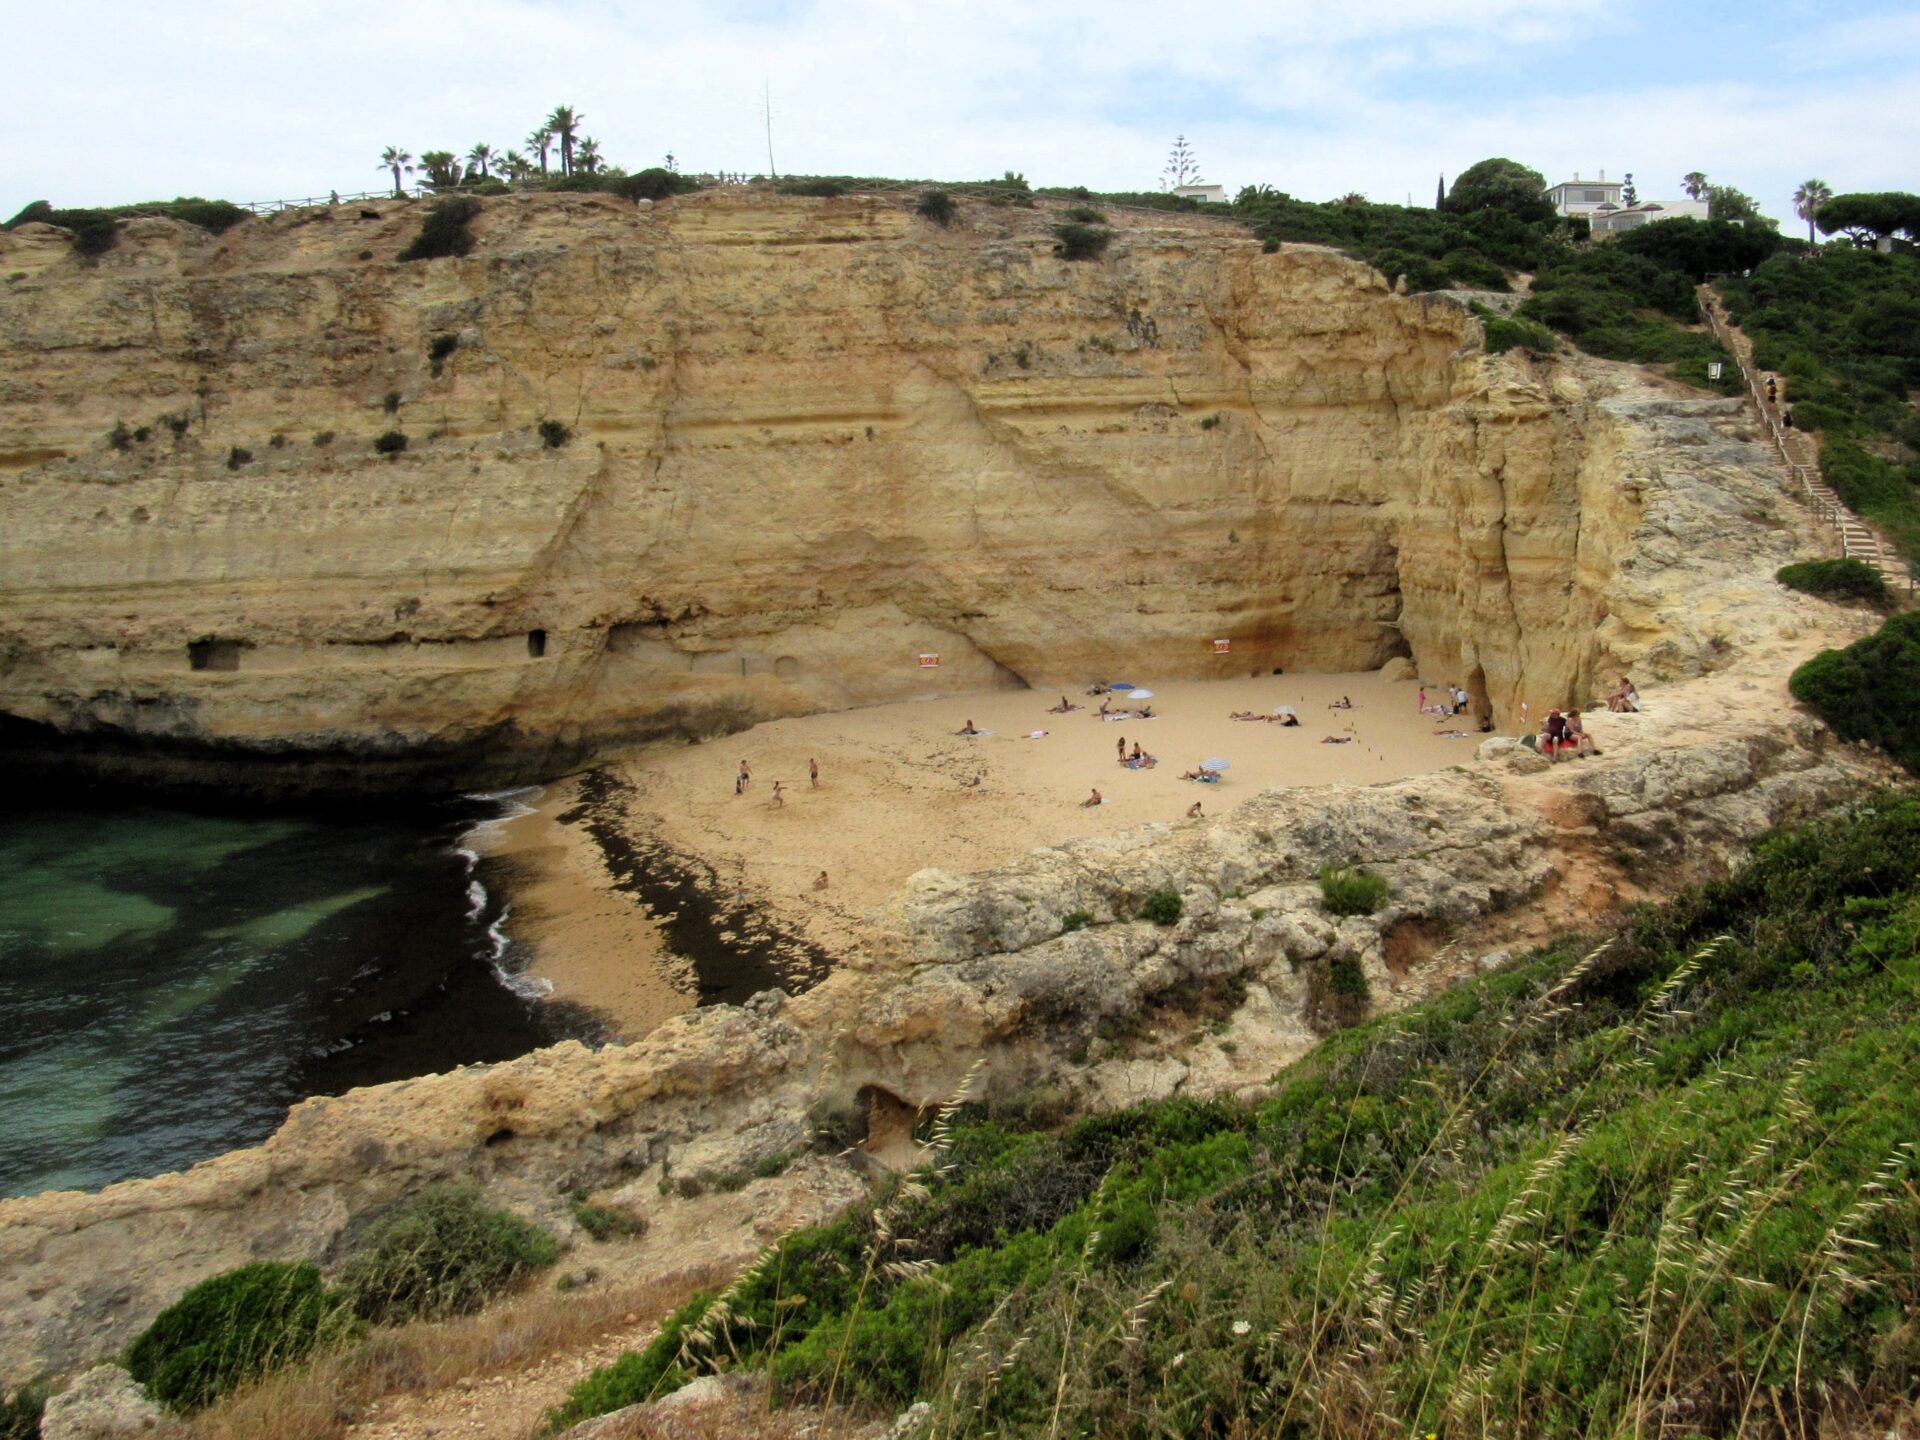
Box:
[6,191,1653,792]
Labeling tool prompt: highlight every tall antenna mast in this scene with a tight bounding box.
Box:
[763,79,778,180]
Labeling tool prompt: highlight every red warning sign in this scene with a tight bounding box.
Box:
[1213,638,1232,654]
[918,653,940,668]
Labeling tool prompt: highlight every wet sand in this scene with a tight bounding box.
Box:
[487,669,1492,1035]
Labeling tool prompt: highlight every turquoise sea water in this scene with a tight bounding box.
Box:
[0,795,565,1198]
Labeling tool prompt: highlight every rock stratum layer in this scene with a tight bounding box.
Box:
[2,190,1710,791]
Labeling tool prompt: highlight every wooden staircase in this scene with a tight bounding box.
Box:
[1698,285,1913,593]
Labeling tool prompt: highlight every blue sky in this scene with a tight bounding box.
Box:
[7,1,1918,230]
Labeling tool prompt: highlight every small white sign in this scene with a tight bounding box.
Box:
[1708,361,1724,379]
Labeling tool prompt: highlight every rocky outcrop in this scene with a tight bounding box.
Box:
[39,1366,161,1440]
[0,190,1744,793]
[0,667,1892,1383]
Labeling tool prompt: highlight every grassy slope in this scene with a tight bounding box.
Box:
[552,796,1920,1437]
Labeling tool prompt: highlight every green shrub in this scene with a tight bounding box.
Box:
[916,189,955,227]
[1777,557,1890,607]
[611,168,696,202]
[336,1185,558,1324]
[1482,313,1559,355]
[1139,890,1183,926]
[374,430,407,455]
[428,333,458,373]
[753,1150,795,1178]
[312,430,334,447]
[107,420,133,450]
[160,412,190,437]
[1327,954,1371,1000]
[1789,612,1920,774]
[1053,222,1111,262]
[570,1195,647,1242]
[398,197,479,262]
[1063,206,1107,225]
[538,418,572,448]
[0,1378,48,1440]
[124,1262,341,1412]
[1319,863,1389,916]
[226,446,252,470]
[781,179,846,198]
[1061,910,1094,933]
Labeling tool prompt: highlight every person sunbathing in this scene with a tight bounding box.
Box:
[1137,705,1155,719]
[1330,696,1353,709]
[1230,710,1262,720]
[956,719,982,735]
[1046,695,1081,713]
[1321,735,1353,744]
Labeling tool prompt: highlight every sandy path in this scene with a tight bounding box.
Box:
[485,668,1503,1033]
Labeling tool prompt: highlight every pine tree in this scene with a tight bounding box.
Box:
[1162,135,1202,191]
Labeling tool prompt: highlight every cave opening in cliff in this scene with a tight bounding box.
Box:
[527,629,548,658]
[187,639,242,672]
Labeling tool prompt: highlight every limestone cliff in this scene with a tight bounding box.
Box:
[2,190,1704,791]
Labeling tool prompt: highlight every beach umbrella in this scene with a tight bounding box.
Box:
[1108,680,1136,691]
[1274,705,1296,715]
[1127,689,1154,700]
[1201,758,1230,771]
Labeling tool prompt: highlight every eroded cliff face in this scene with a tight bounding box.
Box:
[3,190,1675,790]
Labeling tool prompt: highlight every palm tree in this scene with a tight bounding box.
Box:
[419,151,461,190]
[379,146,414,198]
[546,105,583,175]
[466,143,496,180]
[1681,171,1709,202]
[575,137,603,175]
[503,151,532,183]
[1793,178,1834,245]
[525,126,552,176]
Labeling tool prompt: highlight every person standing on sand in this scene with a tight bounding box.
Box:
[739,759,752,789]
[809,757,819,787]
[1418,685,1426,712]
[1117,735,1126,762]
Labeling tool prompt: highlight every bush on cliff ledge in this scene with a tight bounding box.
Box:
[124,1262,343,1412]
[1776,556,1890,607]
[398,197,479,262]
[336,1185,558,1324]
[1789,611,1920,774]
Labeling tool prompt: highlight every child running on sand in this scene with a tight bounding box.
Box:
[771,781,785,806]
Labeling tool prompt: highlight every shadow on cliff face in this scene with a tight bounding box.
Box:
[559,768,834,1006]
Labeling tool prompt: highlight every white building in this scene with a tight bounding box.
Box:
[1171,183,1228,204]
[1546,172,1624,217]
[1590,199,1712,235]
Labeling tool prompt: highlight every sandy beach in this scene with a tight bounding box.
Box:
[486,667,1510,1033]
